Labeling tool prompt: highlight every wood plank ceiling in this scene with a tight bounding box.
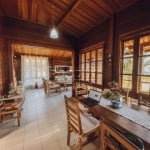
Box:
[12,44,72,58]
[0,0,139,38]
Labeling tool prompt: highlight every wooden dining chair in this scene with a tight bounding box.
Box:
[100,121,144,150]
[64,95,100,150]
[0,100,22,126]
[73,82,88,97]
[42,78,61,95]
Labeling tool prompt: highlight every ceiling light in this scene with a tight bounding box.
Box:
[50,27,58,39]
[50,4,58,39]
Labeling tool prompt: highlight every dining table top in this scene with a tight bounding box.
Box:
[78,96,150,149]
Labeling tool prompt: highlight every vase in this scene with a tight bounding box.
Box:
[111,97,123,108]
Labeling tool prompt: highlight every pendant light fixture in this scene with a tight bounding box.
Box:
[49,4,58,39]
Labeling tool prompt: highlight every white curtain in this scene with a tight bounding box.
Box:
[21,55,49,88]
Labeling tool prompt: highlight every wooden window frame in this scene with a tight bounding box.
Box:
[79,42,104,89]
[120,29,150,98]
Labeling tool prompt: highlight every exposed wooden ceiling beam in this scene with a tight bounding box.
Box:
[56,0,83,27]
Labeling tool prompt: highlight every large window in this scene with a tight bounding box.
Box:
[21,55,49,88]
[121,34,150,96]
[121,40,134,90]
[138,35,150,94]
[79,45,103,87]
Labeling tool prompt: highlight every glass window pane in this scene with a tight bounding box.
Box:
[123,58,133,74]
[97,73,102,84]
[122,75,132,89]
[91,62,95,72]
[81,72,84,80]
[81,63,85,71]
[86,73,89,82]
[91,50,96,61]
[97,61,102,73]
[97,48,103,61]
[91,73,96,83]
[86,63,90,72]
[139,56,150,75]
[123,40,134,57]
[139,35,150,56]
[138,76,150,94]
[81,54,85,62]
[86,52,90,62]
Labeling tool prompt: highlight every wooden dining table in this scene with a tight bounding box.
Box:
[78,96,150,150]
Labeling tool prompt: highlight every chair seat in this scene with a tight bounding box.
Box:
[81,113,100,134]
[0,101,22,111]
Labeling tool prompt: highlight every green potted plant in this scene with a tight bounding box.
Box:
[102,88,123,108]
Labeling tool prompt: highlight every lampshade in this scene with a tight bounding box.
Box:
[50,27,58,39]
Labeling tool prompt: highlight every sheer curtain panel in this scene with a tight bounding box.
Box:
[21,55,49,88]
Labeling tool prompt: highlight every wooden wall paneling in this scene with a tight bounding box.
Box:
[0,38,10,94]
[102,16,114,87]
[116,0,150,35]
[53,57,72,66]
[8,40,14,85]
[0,38,3,94]
[14,54,21,81]
[79,20,109,49]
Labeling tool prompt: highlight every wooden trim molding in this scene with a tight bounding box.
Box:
[80,41,104,53]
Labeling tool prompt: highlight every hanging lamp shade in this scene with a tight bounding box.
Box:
[49,4,59,39]
[50,27,58,39]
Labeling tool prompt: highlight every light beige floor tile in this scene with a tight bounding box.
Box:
[42,141,61,150]
[0,89,100,150]
[24,140,42,150]
[5,143,24,150]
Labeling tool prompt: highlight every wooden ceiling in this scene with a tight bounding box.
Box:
[0,0,139,38]
[13,44,72,58]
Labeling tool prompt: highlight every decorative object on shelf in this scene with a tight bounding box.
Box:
[110,96,123,108]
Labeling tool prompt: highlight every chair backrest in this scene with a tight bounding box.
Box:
[64,95,82,134]
[101,121,142,150]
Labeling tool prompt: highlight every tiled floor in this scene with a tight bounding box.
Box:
[0,88,100,150]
